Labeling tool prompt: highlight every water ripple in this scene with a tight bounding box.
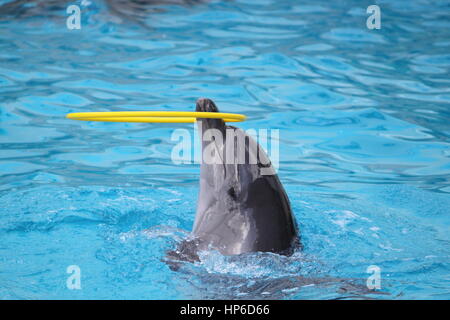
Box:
[0,0,449,299]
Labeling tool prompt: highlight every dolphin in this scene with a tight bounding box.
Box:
[167,98,300,264]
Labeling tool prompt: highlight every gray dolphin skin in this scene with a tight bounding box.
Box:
[167,98,300,264]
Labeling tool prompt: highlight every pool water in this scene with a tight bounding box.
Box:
[0,0,449,299]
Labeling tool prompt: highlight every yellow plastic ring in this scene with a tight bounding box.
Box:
[66,111,246,123]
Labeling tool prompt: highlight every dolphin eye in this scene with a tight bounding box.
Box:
[228,187,237,199]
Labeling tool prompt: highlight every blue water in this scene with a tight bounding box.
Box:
[1,0,449,299]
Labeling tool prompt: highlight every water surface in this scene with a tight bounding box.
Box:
[0,0,449,299]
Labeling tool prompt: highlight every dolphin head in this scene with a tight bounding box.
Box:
[195,97,226,134]
[196,97,219,113]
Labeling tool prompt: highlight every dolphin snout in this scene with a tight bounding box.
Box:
[196,98,219,112]
[195,98,225,131]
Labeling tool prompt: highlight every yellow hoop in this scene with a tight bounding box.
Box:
[66,111,246,123]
